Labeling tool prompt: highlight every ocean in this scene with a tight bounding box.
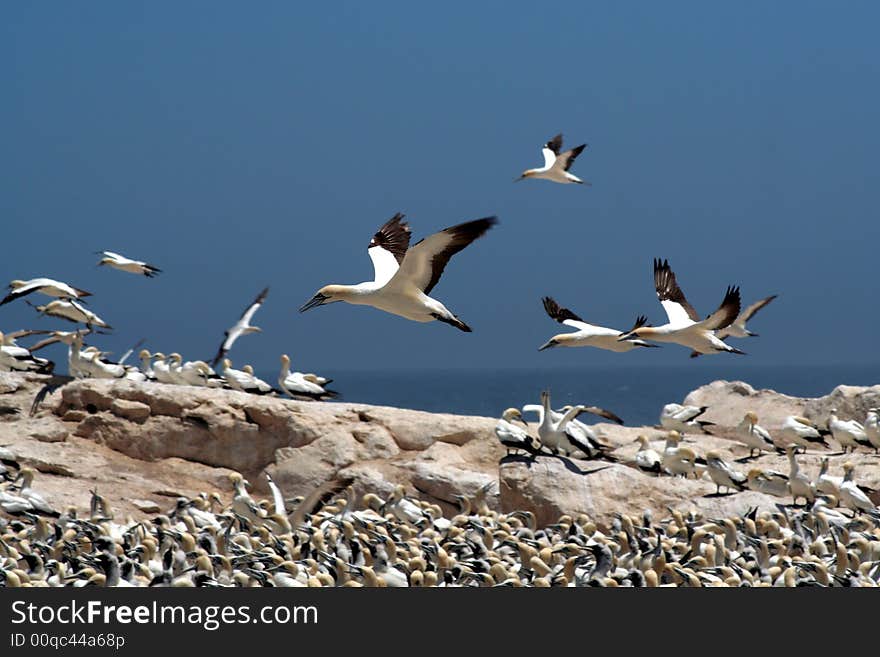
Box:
[261,364,880,427]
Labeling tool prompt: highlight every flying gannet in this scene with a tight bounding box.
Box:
[516,133,588,185]
[538,297,658,352]
[96,251,162,278]
[1,278,91,306]
[33,300,111,329]
[210,286,269,367]
[618,259,743,355]
[300,213,497,331]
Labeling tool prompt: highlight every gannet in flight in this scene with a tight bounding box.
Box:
[538,297,657,352]
[33,300,111,329]
[689,294,777,358]
[1,278,92,306]
[96,251,162,277]
[300,213,497,332]
[210,286,269,367]
[516,133,588,184]
[618,259,743,355]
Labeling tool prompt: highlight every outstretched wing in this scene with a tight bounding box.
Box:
[542,296,589,330]
[367,213,411,286]
[653,258,700,326]
[390,217,497,294]
[556,144,587,172]
[698,286,741,331]
[740,294,777,323]
[541,134,563,168]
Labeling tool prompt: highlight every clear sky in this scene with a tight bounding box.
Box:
[3,2,879,373]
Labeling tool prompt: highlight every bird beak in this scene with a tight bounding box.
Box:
[538,340,556,351]
[299,293,328,313]
[514,175,525,182]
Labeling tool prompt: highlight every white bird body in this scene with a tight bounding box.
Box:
[779,416,830,451]
[538,297,657,352]
[223,359,273,394]
[518,134,588,184]
[15,468,58,515]
[619,259,743,355]
[734,412,776,456]
[97,251,161,277]
[151,353,175,384]
[786,448,815,505]
[300,214,496,332]
[0,332,52,373]
[278,355,334,400]
[1,278,91,306]
[495,408,540,456]
[839,464,876,513]
[661,433,699,477]
[634,436,662,473]
[35,300,110,328]
[536,393,588,456]
[210,287,268,367]
[865,408,880,451]
[746,468,789,498]
[828,409,871,452]
[525,396,616,458]
[81,351,125,379]
[815,459,843,497]
[705,452,746,494]
[660,403,713,434]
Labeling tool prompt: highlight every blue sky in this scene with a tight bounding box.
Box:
[2,2,879,373]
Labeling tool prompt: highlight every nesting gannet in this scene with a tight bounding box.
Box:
[538,297,657,352]
[618,259,743,355]
[746,468,789,498]
[96,251,161,277]
[734,411,777,458]
[516,133,588,185]
[660,403,714,434]
[689,294,777,358]
[168,354,215,387]
[0,331,53,373]
[786,446,815,506]
[278,354,336,401]
[151,353,175,384]
[210,286,269,367]
[495,408,541,456]
[865,408,880,452]
[705,451,746,495]
[778,416,831,452]
[1,278,91,306]
[839,463,877,515]
[634,436,662,473]
[222,359,274,395]
[13,467,59,517]
[34,300,111,329]
[828,409,872,453]
[661,431,702,477]
[299,213,497,332]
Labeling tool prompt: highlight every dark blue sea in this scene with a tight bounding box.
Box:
[260,364,880,427]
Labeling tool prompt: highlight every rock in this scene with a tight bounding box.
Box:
[131,499,161,513]
[111,399,151,423]
[28,417,68,443]
[62,410,88,423]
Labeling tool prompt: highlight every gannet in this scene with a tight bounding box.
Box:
[660,403,714,434]
[536,392,591,456]
[299,213,497,332]
[618,259,743,355]
[495,408,541,456]
[278,354,336,400]
[786,446,815,506]
[734,411,777,457]
[689,294,777,358]
[778,416,831,452]
[661,431,702,477]
[815,458,842,497]
[34,300,111,329]
[516,133,588,184]
[1,278,91,306]
[705,451,746,495]
[538,297,657,352]
[839,463,877,514]
[168,354,215,387]
[828,409,872,453]
[222,359,274,395]
[210,286,269,367]
[524,395,621,458]
[96,251,161,277]
[151,353,175,384]
[634,436,662,473]
[746,468,789,498]
[865,408,880,452]
[0,331,53,373]
[13,467,59,517]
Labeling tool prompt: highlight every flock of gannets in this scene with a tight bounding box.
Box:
[1,457,879,587]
